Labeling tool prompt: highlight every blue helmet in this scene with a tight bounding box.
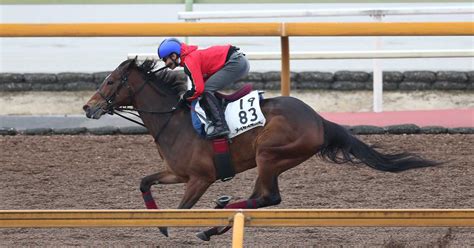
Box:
[157,38,182,59]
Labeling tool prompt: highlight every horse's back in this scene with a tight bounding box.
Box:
[258,95,325,145]
[261,96,323,124]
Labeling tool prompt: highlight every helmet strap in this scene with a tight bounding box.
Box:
[172,56,180,67]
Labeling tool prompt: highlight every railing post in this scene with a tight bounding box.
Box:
[372,14,383,112]
[184,0,194,44]
[281,36,290,96]
[232,212,245,248]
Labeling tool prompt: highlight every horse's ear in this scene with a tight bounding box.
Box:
[128,56,138,69]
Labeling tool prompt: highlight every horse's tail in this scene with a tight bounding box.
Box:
[318,119,439,172]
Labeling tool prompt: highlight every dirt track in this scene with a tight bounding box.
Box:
[0,134,473,247]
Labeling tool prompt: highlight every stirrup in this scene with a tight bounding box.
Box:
[214,195,232,209]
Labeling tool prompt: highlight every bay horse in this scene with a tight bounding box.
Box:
[83,58,438,241]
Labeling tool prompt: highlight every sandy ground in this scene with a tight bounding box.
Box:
[1,90,473,115]
[1,90,473,246]
[0,134,473,247]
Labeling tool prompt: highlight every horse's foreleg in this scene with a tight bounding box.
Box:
[140,170,184,208]
[149,177,209,238]
[139,170,184,237]
[177,178,212,209]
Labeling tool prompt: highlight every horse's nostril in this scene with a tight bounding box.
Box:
[83,105,90,112]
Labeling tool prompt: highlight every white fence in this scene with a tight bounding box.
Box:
[174,5,474,112]
[129,49,474,61]
[178,6,474,20]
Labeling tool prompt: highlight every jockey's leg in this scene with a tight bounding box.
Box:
[200,92,230,139]
[200,52,250,140]
[203,51,250,93]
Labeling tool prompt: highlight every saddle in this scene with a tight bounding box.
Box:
[214,84,253,104]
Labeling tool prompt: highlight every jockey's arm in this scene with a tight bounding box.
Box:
[183,60,205,101]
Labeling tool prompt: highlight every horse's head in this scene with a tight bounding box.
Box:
[83,58,151,119]
[84,59,187,119]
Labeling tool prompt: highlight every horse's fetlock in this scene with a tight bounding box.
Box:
[266,195,281,206]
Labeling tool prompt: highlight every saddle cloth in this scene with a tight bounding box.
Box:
[191,90,266,139]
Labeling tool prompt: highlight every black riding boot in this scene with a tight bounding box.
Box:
[200,92,230,139]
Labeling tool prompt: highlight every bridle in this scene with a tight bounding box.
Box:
[97,65,182,140]
[98,71,135,115]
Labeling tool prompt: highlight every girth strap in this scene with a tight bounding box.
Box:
[212,138,235,182]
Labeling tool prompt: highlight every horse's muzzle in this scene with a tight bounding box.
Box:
[83,104,106,119]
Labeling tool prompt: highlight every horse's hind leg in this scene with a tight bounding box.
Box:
[196,177,262,241]
[197,147,314,241]
[196,175,280,241]
[139,170,185,236]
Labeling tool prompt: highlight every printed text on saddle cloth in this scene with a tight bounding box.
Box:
[195,91,266,138]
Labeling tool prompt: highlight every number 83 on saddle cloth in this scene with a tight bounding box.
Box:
[192,90,266,139]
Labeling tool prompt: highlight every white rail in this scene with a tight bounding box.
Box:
[129,50,474,61]
[178,6,474,20]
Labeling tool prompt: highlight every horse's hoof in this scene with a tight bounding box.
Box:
[159,227,169,237]
[196,231,210,241]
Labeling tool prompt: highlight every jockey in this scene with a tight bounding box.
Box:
[157,38,250,139]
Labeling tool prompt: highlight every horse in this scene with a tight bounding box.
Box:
[83,58,439,241]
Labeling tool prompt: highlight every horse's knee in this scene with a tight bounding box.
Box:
[139,176,157,193]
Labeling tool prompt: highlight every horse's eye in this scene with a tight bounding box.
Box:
[107,80,114,85]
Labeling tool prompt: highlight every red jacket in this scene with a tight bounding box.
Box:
[179,43,231,100]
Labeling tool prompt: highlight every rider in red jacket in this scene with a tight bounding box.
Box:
[158,38,250,139]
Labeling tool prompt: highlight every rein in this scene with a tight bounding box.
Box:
[112,105,178,128]
[101,65,181,138]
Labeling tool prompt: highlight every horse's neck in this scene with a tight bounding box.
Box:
[132,86,177,133]
[132,85,194,158]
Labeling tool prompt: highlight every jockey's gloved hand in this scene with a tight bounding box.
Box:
[181,90,195,101]
[177,93,186,104]
[177,90,194,105]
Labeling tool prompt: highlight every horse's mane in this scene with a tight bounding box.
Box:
[122,59,187,95]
